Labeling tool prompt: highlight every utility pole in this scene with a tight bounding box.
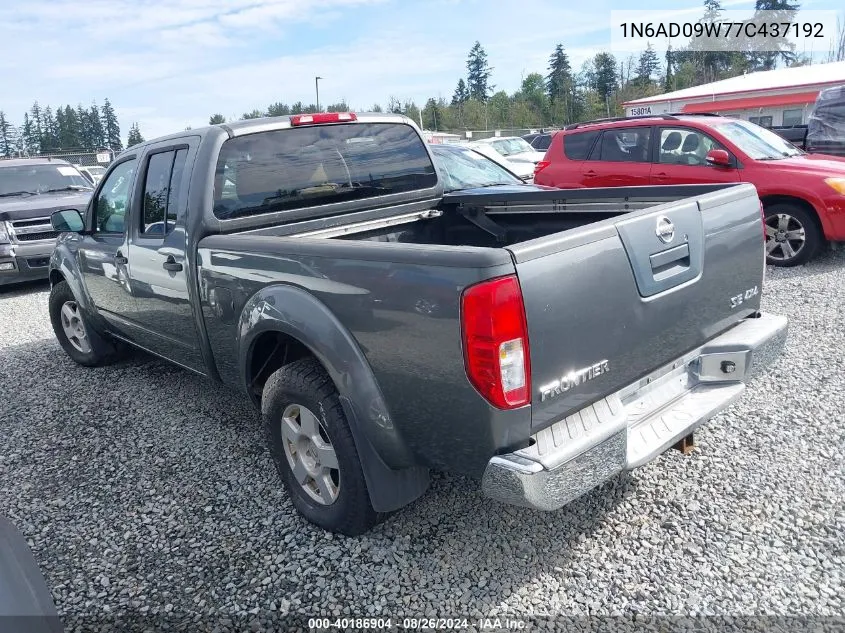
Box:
[315,76,323,112]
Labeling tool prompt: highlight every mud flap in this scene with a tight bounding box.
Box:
[339,396,430,513]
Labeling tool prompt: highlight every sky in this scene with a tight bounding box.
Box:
[0,0,842,142]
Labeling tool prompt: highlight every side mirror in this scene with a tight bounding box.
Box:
[705,149,732,167]
[51,209,85,233]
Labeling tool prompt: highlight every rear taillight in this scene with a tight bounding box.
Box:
[534,160,551,176]
[461,275,531,409]
[290,112,357,126]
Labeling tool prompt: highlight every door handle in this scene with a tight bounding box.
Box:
[114,254,128,265]
[162,256,183,272]
[584,170,597,177]
[654,172,668,178]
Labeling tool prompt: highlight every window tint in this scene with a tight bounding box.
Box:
[532,134,552,151]
[563,130,599,160]
[141,148,188,236]
[594,127,651,162]
[658,127,723,166]
[213,123,437,220]
[167,149,188,232]
[782,109,803,127]
[94,159,137,234]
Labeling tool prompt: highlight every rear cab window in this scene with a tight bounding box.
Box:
[562,130,599,160]
[213,122,437,220]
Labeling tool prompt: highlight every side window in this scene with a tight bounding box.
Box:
[782,109,803,126]
[658,128,724,166]
[595,127,651,162]
[141,148,188,236]
[564,130,600,160]
[94,159,137,234]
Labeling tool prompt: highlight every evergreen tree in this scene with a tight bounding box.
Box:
[20,113,35,154]
[209,113,227,124]
[387,96,402,114]
[750,0,799,69]
[422,98,442,130]
[42,106,57,150]
[546,44,578,123]
[665,46,675,91]
[88,102,105,149]
[451,79,469,105]
[370,103,384,113]
[101,98,122,152]
[634,44,661,86]
[0,112,16,157]
[241,109,265,119]
[29,102,43,153]
[593,52,618,106]
[62,105,81,148]
[466,41,493,101]
[127,123,145,147]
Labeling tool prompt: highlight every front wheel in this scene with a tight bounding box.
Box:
[48,281,118,366]
[262,358,382,535]
[764,203,821,267]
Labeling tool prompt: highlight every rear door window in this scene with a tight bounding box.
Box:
[563,130,599,160]
[593,126,652,162]
[213,122,437,220]
[140,148,189,236]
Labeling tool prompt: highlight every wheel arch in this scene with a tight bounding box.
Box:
[237,283,429,513]
[759,194,826,238]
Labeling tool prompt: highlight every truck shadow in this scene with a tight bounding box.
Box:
[0,279,50,298]
[0,335,639,623]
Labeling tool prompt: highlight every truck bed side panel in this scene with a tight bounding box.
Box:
[196,236,527,474]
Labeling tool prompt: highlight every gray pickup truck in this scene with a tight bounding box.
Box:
[0,158,93,286]
[47,112,787,535]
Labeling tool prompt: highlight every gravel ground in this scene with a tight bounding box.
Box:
[1,250,844,632]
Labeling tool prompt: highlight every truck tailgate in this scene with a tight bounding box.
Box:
[508,183,766,431]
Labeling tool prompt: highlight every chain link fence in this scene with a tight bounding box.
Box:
[7,148,116,167]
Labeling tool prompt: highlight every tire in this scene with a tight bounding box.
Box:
[262,357,382,535]
[49,281,118,367]
[764,203,822,267]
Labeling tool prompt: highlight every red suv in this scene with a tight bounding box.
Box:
[534,113,845,266]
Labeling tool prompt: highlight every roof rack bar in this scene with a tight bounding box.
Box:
[665,112,723,117]
[564,113,678,130]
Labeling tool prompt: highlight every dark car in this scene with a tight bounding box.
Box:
[0,158,93,286]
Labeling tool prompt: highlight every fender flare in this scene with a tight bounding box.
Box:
[49,241,101,322]
[237,284,429,513]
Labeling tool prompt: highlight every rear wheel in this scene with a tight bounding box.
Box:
[262,357,381,535]
[49,281,118,366]
[764,203,821,267]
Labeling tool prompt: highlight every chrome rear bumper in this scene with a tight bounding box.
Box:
[481,312,788,511]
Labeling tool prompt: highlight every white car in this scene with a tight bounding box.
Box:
[469,136,547,168]
[465,142,536,182]
[75,165,106,185]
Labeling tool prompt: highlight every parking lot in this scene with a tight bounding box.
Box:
[1,251,843,627]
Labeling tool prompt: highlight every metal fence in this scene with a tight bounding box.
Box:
[8,148,116,167]
[429,128,561,142]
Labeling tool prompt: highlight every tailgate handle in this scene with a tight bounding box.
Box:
[649,243,690,279]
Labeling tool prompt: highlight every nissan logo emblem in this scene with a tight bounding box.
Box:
[656,217,675,244]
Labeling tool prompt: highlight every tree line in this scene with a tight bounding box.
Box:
[216,0,841,133]
[0,99,136,158]
[4,0,841,156]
